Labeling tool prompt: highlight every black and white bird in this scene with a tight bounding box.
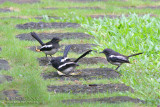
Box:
[49,45,92,75]
[30,32,61,58]
[100,48,143,70]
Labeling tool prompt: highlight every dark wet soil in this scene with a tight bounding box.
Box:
[0,75,13,84]
[62,96,145,104]
[41,68,120,80]
[122,5,160,9]
[48,84,133,94]
[16,32,93,41]
[0,59,10,71]
[0,8,12,12]
[44,7,102,10]
[0,90,23,100]
[38,57,107,66]
[16,22,80,29]
[0,0,40,4]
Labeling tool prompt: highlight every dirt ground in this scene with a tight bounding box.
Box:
[41,68,120,80]
[16,32,93,41]
[16,22,80,29]
[48,84,133,94]
[0,0,40,4]
[0,90,23,100]
[62,96,145,104]
[0,59,10,71]
[0,75,13,84]
[38,57,107,66]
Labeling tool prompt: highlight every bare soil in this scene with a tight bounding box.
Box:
[0,75,13,84]
[44,7,102,10]
[38,57,107,66]
[0,59,10,71]
[0,90,23,100]
[62,96,145,104]
[16,32,93,41]
[0,0,40,4]
[122,5,160,9]
[16,22,80,29]
[48,84,133,94]
[0,8,12,12]
[41,68,120,80]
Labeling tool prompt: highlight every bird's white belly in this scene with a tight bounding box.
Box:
[109,61,121,66]
[44,49,58,55]
[63,67,75,74]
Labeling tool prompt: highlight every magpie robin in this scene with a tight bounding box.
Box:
[100,48,143,70]
[30,32,61,58]
[49,45,92,75]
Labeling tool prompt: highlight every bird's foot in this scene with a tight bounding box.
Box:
[35,46,41,52]
[57,71,66,76]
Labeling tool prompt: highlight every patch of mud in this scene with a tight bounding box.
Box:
[122,5,160,9]
[16,32,93,41]
[0,0,40,4]
[0,90,23,100]
[44,7,102,10]
[0,75,13,84]
[41,68,120,80]
[16,22,80,29]
[38,57,107,66]
[0,59,10,71]
[62,96,145,104]
[0,8,12,12]
[48,84,133,93]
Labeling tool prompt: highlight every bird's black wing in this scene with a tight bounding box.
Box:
[108,55,130,63]
[58,61,78,71]
[40,44,54,51]
[30,32,44,46]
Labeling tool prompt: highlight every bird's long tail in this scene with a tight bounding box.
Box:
[30,32,44,46]
[128,52,143,57]
[63,45,71,57]
[74,50,92,63]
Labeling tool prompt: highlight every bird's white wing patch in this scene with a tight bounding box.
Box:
[58,62,75,69]
[110,55,127,60]
[41,45,52,48]
[61,57,69,62]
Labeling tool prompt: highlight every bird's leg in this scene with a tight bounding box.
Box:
[57,71,65,76]
[35,46,41,52]
[115,66,120,70]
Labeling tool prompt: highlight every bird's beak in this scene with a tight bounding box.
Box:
[99,51,103,53]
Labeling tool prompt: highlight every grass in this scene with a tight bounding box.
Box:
[0,0,160,106]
